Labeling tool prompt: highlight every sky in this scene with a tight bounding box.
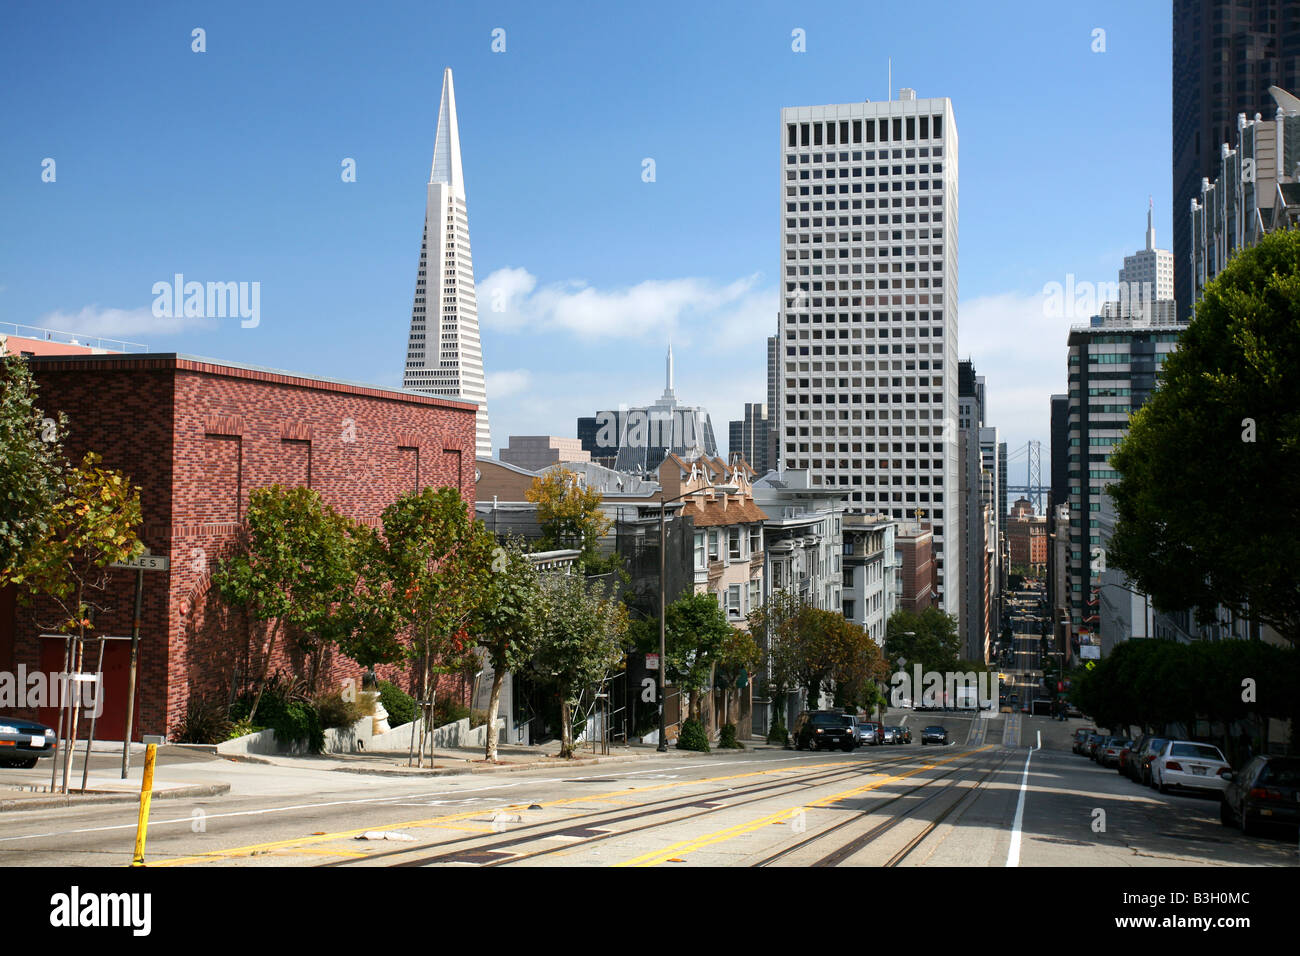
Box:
[0,1,1174,489]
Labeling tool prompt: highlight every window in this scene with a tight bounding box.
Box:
[749,525,762,554]
[843,599,856,620]
[708,530,720,560]
[843,566,855,588]
[727,585,743,618]
[694,531,706,570]
[728,527,743,560]
[748,580,761,613]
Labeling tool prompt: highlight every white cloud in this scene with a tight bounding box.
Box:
[479,267,774,347]
[36,304,217,339]
[960,290,1076,454]
[486,368,532,400]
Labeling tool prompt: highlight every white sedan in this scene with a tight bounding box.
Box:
[1151,740,1232,795]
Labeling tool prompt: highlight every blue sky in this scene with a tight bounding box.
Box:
[0,1,1173,479]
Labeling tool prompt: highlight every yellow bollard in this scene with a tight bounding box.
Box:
[131,743,157,867]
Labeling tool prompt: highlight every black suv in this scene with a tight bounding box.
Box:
[792,711,857,752]
[921,725,949,745]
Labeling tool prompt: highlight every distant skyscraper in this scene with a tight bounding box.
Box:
[1172,0,1300,323]
[1118,202,1174,309]
[729,402,771,474]
[402,67,492,458]
[777,90,960,615]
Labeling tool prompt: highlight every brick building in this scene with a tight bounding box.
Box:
[1,353,476,741]
[894,522,937,612]
[1007,497,1047,571]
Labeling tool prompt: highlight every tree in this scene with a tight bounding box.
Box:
[469,538,542,762]
[1108,229,1300,646]
[630,591,732,721]
[9,452,142,791]
[525,468,613,568]
[748,589,804,722]
[376,487,495,736]
[0,354,68,584]
[212,485,356,719]
[884,608,961,675]
[715,627,762,730]
[533,572,627,757]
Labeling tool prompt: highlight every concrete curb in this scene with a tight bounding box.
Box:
[0,782,231,813]
[327,745,779,777]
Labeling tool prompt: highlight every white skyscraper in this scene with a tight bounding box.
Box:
[403,67,491,458]
[777,90,960,614]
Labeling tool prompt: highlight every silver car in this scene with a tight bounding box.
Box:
[1151,740,1231,795]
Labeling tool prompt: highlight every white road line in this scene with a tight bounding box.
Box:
[1005,736,1040,867]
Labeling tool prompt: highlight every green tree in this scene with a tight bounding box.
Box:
[884,607,961,675]
[212,485,355,719]
[630,591,732,721]
[533,572,628,757]
[9,452,143,790]
[715,627,762,730]
[748,589,804,722]
[525,468,613,569]
[0,354,68,584]
[376,487,495,725]
[469,538,542,762]
[1108,229,1300,646]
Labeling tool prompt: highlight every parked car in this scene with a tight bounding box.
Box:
[855,720,881,746]
[1150,740,1231,795]
[1220,756,1300,836]
[1072,728,1096,755]
[792,711,858,752]
[1099,737,1134,769]
[880,725,901,745]
[921,725,949,745]
[0,717,57,768]
[1130,737,1171,786]
[1086,733,1107,761]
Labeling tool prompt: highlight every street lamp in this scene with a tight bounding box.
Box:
[657,482,739,752]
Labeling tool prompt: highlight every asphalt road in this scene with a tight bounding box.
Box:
[2,721,1293,867]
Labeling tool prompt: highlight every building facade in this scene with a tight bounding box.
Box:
[499,435,590,471]
[402,67,492,458]
[3,353,477,740]
[728,402,772,475]
[1173,0,1300,322]
[841,514,898,647]
[776,90,960,616]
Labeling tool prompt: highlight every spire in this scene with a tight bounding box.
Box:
[1146,196,1155,251]
[430,67,465,200]
[664,342,676,398]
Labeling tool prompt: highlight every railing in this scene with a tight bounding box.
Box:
[0,322,149,353]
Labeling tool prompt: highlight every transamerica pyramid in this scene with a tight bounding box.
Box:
[402,67,492,458]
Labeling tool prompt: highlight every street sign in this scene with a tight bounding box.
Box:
[111,553,170,571]
[646,654,660,671]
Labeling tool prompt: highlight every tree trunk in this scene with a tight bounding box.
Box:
[485,668,504,762]
[559,697,573,758]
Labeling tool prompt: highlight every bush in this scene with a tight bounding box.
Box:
[433,698,470,727]
[469,708,489,730]
[377,680,415,728]
[676,718,710,752]
[230,681,325,753]
[172,697,232,745]
[767,720,788,746]
[719,723,744,749]
[313,690,367,730]
[227,718,259,740]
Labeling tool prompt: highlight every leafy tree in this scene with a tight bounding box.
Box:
[715,627,762,730]
[375,487,495,724]
[9,452,142,789]
[533,571,627,757]
[469,538,542,762]
[884,608,961,675]
[748,589,804,720]
[525,468,613,568]
[212,485,355,720]
[0,354,68,583]
[630,590,732,721]
[1108,229,1300,646]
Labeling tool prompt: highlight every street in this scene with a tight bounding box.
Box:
[1,713,1292,868]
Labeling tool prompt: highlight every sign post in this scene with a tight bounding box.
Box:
[111,551,169,779]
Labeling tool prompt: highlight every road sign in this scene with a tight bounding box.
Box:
[646,654,659,671]
[111,553,170,571]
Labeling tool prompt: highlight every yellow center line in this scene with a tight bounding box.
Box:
[143,757,860,867]
[616,746,991,867]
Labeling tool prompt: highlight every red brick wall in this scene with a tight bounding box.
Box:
[5,355,477,739]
